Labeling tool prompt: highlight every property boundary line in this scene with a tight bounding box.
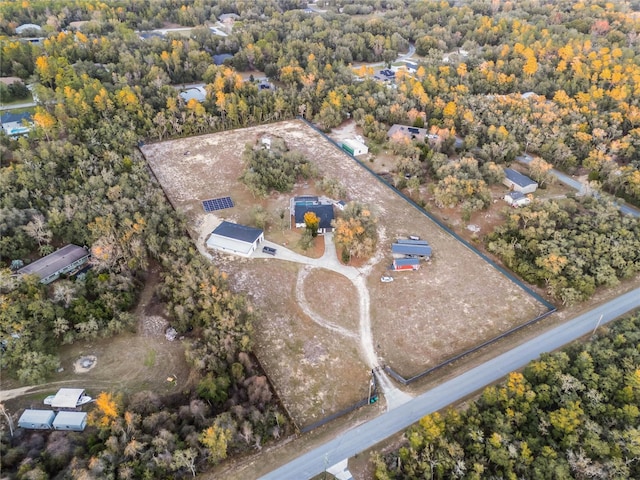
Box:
[297,117,555,310]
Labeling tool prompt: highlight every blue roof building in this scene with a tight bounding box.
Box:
[503,168,538,194]
[391,243,432,258]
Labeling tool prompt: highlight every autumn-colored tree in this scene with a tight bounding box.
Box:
[528,157,554,188]
[303,211,320,237]
[199,424,231,464]
[89,392,121,429]
[332,202,377,262]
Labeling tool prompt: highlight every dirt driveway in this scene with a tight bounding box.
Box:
[141,119,547,423]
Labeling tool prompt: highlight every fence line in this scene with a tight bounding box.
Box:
[297,116,558,388]
[385,308,556,385]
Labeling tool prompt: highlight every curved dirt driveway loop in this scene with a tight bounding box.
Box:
[296,266,359,340]
[277,233,411,410]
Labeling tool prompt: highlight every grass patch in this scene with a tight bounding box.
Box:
[144,348,157,367]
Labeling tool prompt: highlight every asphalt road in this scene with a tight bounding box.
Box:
[515,155,640,218]
[260,287,640,480]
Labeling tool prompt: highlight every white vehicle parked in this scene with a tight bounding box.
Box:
[381,276,394,283]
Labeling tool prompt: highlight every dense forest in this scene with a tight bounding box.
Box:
[374,311,640,480]
[1,0,640,477]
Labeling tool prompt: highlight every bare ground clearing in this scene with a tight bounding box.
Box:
[1,264,191,410]
[142,120,547,418]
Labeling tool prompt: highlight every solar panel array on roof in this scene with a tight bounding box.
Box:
[203,196,234,212]
[408,127,420,134]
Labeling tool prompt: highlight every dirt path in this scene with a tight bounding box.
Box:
[268,232,411,410]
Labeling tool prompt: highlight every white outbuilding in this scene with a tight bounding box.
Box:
[206,221,264,256]
[53,411,88,431]
[503,168,538,194]
[18,409,55,430]
[341,138,368,156]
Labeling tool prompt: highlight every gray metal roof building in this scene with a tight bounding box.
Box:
[391,243,432,257]
[18,409,55,430]
[48,388,87,409]
[206,221,264,257]
[16,244,90,284]
[504,168,538,194]
[53,411,88,431]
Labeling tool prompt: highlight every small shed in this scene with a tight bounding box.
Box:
[53,411,88,431]
[393,258,421,271]
[206,221,264,256]
[48,388,87,409]
[341,139,368,156]
[18,409,55,430]
[503,168,538,194]
[504,191,531,207]
[392,242,432,258]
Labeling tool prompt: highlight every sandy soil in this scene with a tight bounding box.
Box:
[141,119,547,420]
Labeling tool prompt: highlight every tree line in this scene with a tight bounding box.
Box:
[374,311,640,479]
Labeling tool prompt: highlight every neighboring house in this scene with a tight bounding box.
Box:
[504,191,531,208]
[206,221,264,256]
[45,388,89,409]
[218,13,240,23]
[294,203,335,234]
[212,53,233,65]
[391,241,432,258]
[503,168,538,194]
[387,124,429,142]
[16,244,90,284]
[53,411,88,431]
[1,111,33,137]
[393,257,421,271]
[179,86,206,103]
[341,138,368,156]
[18,410,55,430]
[15,23,42,35]
[0,76,23,86]
[404,61,418,73]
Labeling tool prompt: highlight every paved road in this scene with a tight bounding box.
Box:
[260,287,640,480]
[0,101,36,111]
[515,155,640,218]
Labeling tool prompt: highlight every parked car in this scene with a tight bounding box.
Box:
[409,235,420,241]
[262,246,277,255]
[381,276,394,283]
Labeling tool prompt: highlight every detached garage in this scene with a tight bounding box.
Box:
[206,221,264,257]
[18,409,55,430]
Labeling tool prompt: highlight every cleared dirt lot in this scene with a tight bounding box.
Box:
[142,120,547,423]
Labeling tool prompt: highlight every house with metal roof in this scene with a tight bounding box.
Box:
[293,203,335,234]
[45,388,91,409]
[504,191,531,207]
[503,168,538,194]
[179,86,207,103]
[16,244,90,284]
[393,258,421,271]
[206,221,264,256]
[53,411,88,431]
[392,242,432,258]
[18,409,55,430]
